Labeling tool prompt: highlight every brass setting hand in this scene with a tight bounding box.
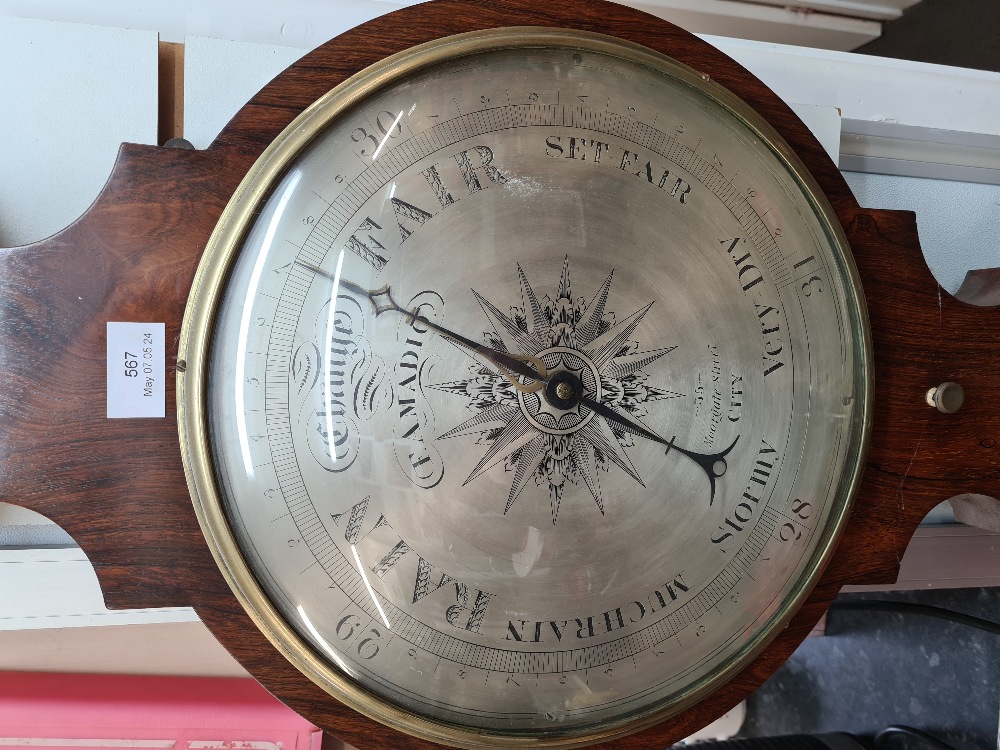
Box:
[296,261,547,392]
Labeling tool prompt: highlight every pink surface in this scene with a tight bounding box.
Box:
[0,672,322,750]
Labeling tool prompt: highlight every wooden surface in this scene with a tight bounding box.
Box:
[1,1,998,748]
[158,41,185,144]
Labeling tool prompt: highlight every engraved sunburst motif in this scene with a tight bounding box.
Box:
[431,258,682,524]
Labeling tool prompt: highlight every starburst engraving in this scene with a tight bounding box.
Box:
[431,258,682,524]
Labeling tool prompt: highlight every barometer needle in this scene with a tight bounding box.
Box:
[297,260,737,502]
[295,260,548,389]
[579,390,739,504]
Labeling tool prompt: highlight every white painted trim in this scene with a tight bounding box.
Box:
[705,35,1000,137]
[841,120,1000,185]
[0,548,198,630]
[627,0,881,50]
[741,0,919,21]
[0,621,249,677]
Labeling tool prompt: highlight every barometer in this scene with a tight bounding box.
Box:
[180,26,868,747]
[1,1,997,748]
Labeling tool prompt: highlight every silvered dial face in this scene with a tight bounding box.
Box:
[188,30,869,747]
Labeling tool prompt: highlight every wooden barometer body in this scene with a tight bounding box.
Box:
[1,2,998,748]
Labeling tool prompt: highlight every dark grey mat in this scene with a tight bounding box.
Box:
[739,588,1000,750]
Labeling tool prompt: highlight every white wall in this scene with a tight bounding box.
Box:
[0,17,157,247]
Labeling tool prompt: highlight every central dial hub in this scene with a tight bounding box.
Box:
[545,370,583,410]
[517,347,602,435]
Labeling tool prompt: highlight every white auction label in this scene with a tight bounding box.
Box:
[106,322,166,418]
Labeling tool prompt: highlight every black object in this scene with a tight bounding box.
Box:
[829,600,1000,636]
[873,725,961,750]
[673,734,866,749]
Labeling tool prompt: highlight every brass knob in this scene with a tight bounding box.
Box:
[926,382,964,414]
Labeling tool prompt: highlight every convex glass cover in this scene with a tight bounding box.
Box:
[180,29,870,748]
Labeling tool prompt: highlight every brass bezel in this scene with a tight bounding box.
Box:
[178,27,872,749]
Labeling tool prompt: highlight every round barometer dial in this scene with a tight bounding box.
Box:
[179,28,871,748]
